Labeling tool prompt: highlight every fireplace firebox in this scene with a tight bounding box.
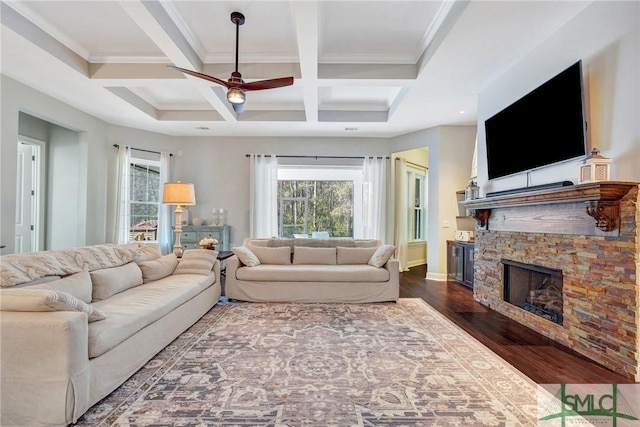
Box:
[502,259,563,325]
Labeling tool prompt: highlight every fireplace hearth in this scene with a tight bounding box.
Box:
[502,259,563,325]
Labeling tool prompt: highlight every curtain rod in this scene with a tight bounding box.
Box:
[395,157,428,170]
[245,154,389,160]
[113,144,173,156]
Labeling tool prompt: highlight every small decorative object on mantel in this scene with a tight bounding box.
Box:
[192,217,205,226]
[199,238,218,250]
[465,180,480,200]
[578,148,611,184]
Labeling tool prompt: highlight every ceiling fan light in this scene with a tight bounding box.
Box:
[227,87,245,104]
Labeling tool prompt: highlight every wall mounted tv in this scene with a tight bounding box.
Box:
[484,61,587,180]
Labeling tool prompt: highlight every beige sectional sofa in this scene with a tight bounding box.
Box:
[226,238,399,303]
[0,244,221,427]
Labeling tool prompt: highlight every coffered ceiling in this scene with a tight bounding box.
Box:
[0,1,591,137]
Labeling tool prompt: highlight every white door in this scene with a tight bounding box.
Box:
[15,142,37,253]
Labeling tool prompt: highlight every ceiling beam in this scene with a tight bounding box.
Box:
[118,1,236,122]
[1,2,88,76]
[291,1,319,123]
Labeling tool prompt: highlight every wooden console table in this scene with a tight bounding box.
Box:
[461,181,637,233]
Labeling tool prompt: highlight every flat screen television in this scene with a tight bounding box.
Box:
[484,61,587,180]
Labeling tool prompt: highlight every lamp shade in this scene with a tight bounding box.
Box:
[162,181,196,205]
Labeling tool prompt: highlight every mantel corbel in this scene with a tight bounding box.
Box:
[470,209,491,229]
[585,201,620,232]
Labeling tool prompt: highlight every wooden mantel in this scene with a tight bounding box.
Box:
[460,181,638,232]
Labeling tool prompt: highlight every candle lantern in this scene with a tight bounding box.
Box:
[578,148,611,184]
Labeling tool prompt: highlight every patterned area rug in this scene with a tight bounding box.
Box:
[77,299,538,426]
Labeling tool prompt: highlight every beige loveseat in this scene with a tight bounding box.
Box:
[0,244,221,427]
[226,238,399,303]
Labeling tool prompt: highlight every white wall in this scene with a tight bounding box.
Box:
[171,137,391,248]
[1,76,110,253]
[477,1,640,195]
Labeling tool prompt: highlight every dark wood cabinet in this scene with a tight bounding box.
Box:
[447,240,474,289]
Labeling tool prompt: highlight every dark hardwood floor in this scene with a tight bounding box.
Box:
[400,265,636,385]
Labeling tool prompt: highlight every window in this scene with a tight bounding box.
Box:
[407,169,427,241]
[277,166,363,238]
[128,155,161,241]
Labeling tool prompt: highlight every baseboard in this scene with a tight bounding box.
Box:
[426,272,448,281]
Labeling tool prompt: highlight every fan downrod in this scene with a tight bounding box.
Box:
[230,12,245,26]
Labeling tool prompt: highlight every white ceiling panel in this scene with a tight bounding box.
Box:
[11,0,165,60]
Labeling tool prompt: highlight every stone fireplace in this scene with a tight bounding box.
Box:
[462,182,640,381]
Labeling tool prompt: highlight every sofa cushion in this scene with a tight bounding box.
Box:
[138,254,179,283]
[88,273,215,358]
[27,271,93,303]
[293,246,336,265]
[0,244,139,288]
[245,238,294,248]
[0,288,107,322]
[133,244,162,264]
[235,264,389,282]
[249,246,291,265]
[368,244,397,268]
[91,262,143,302]
[232,246,260,267]
[293,238,355,248]
[173,249,217,275]
[337,247,378,265]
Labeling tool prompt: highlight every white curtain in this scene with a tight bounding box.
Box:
[394,157,409,271]
[157,151,172,254]
[249,154,278,238]
[362,156,389,242]
[114,145,131,244]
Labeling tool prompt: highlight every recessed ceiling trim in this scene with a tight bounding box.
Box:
[319,64,417,80]
[237,110,307,122]
[118,0,201,70]
[158,110,224,121]
[319,54,416,65]
[158,0,207,63]
[4,0,91,60]
[319,110,388,123]
[106,87,157,119]
[89,54,170,64]
[1,2,88,76]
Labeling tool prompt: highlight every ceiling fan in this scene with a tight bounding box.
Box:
[169,12,294,113]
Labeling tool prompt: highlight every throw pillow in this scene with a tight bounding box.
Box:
[0,288,107,322]
[293,246,337,265]
[337,247,377,265]
[138,254,179,283]
[249,246,292,265]
[368,244,397,268]
[232,246,260,267]
[28,271,93,303]
[133,244,162,264]
[90,262,143,301]
[173,249,217,275]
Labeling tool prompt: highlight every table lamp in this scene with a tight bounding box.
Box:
[162,181,196,257]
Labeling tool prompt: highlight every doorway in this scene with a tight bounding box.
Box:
[15,138,45,253]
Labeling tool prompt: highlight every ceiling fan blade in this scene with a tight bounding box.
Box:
[241,76,294,91]
[168,65,232,89]
[232,103,244,113]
